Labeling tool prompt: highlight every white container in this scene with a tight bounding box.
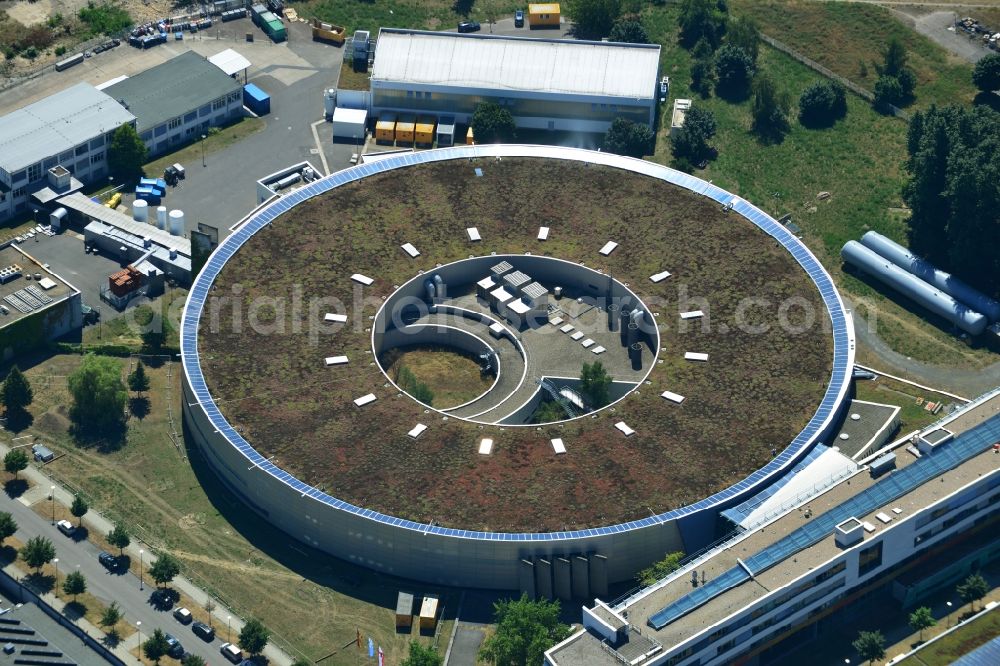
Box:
[156,206,168,230]
[168,209,185,236]
[132,199,148,223]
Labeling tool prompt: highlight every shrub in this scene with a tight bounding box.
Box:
[78,2,132,37]
[798,80,848,128]
[54,45,66,56]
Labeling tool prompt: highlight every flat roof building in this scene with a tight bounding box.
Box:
[547,389,1000,666]
[0,244,82,361]
[0,82,135,224]
[370,29,660,133]
[105,50,243,158]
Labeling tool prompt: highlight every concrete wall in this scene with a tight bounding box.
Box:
[183,377,687,588]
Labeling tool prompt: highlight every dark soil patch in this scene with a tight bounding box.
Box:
[198,157,833,532]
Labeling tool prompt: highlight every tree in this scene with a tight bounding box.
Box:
[3,449,28,480]
[603,118,654,158]
[0,512,17,544]
[182,656,207,666]
[852,630,886,665]
[204,597,217,627]
[609,18,648,44]
[479,594,571,666]
[750,73,790,141]
[637,551,685,585]
[70,494,88,527]
[67,354,127,437]
[62,570,86,600]
[2,366,33,415]
[579,361,612,408]
[726,15,759,63]
[149,551,181,587]
[128,361,150,396]
[470,102,516,144]
[798,80,847,128]
[20,535,55,573]
[107,124,148,178]
[677,0,727,49]
[100,601,122,635]
[671,105,717,163]
[879,37,908,79]
[957,573,989,613]
[690,58,716,97]
[972,52,1000,92]
[908,606,935,641]
[566,0,622,40]
[874,38,916,105]
[714,44,755,98]
[238,618,270,657]
[143,628,171,664]
[401,641,443,666]
[532,400,568,423]
[902,105,1000,295]
[107,523,130,556]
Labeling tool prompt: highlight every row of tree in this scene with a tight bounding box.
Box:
[852,573,990,663]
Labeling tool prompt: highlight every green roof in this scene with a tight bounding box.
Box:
[105,51,242,133]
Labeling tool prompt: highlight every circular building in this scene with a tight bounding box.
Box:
[181,145,855,591]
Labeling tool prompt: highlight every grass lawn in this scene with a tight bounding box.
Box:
[337,60,370,91]
[14,353,455,665]
[143,118,265,181]
[733,1,978,109]
[384,347,494,409]
[81,288,187,349]
[898,606,1000,665]
[854,375,960,434]
[642,4,998,374]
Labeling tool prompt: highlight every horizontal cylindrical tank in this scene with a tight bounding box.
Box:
[842,241,987,336]
[132,199,148,223]
[860,231,1000,322]
[168,209,185,236]
[157,206,168,230]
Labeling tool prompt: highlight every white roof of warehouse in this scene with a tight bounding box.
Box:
[0,83,135,174]
[372,29,660,100]
[208,48,251,76]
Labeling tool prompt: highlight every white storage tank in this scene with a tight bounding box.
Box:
[324,89,336,120]
[157,206,168,230]
[168,209,185,236]
[132,199,149,223]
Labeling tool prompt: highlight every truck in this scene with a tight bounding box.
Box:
[311,18,346,45]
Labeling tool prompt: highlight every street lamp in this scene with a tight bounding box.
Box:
[139,549,144,591]
[52,558,59,596]
[136,620,141,653]
[947,601,953,627]
[227,615,232,643]
[201,134,207,167]
[50,486,55,525]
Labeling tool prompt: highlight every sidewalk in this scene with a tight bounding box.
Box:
[1,441,293,666]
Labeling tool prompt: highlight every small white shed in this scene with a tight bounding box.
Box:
[332,107,368,140]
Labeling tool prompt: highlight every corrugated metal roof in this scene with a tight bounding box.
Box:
[60,192,191,255]
[105,51,241,133]
[372,29,659,100]
[0,82,135,174]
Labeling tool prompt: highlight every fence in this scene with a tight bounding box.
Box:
[758,32,908,119]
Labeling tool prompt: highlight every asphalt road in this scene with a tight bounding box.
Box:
[3,486,234,666]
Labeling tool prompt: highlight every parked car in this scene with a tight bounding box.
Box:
[173,607,193,624]
[192,621,215,641]
[98,551,119,571]
[514,10,524,27]
[165,634,185,659]
[457,21,481,33]
[150,588,175,609]
[56,520,75,537]
[220,643,243,664]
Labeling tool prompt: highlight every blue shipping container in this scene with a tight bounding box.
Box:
[135,187,161,204]
[243,83,270,115]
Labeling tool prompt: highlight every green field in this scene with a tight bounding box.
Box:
[642,4,997,374]
[898,607,1000,665]
[15,354,454,665]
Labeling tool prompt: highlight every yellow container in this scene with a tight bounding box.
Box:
[415,116,436,146]
[528,3,560,28]
[375,113,396,143]
[395,114,416,144]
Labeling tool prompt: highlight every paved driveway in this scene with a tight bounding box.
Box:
[3,484,233,666]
